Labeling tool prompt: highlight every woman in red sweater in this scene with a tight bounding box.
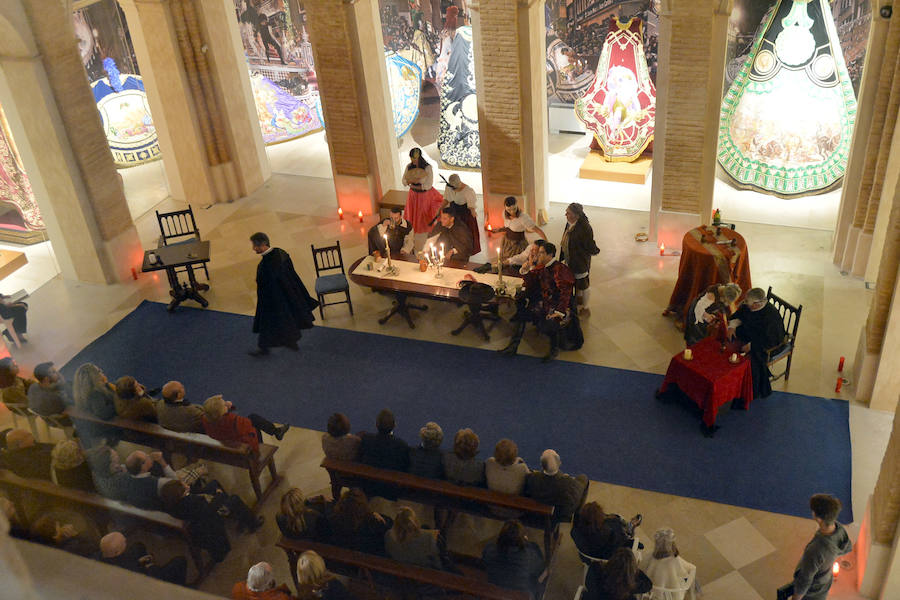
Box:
[201,395,289,452]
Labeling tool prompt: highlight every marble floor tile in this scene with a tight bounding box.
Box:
[702,571,767,600]
[705,517,777,570]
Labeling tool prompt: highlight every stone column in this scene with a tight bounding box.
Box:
[470,0,549,229]
[649,0,732,248]
[304,0,400,217]
[0,0,141,284]
[118,0,269,206]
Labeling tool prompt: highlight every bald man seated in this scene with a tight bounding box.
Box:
[156,381,205,433]
[524,449,589,522]
[99,531,188,585]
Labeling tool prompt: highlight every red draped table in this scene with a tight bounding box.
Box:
[666,226,751,321]
[658,337,754,429]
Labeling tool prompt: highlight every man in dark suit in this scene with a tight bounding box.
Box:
[727,287,787,399]
[99,531,188,585]
[524,449,588,522]
[358,409,410,500]
[249,232,319,357]
[0,429,53,480]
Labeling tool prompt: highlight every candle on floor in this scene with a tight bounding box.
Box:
[358,210,363,223]
[659,243,665,256]
[338,207,343,220]
[838,356,845,371]
[487,224,493,236]
[835,377,843,393]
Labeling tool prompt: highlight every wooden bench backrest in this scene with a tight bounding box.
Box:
[277,537,530,600]
[0,468,185,533]
[321,458,553,517]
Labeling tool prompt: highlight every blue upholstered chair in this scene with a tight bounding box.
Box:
[311,241,353,319]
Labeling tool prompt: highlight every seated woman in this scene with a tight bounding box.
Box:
[639,528,698,600]
[0,357,34,407]
[51,439,95,493]
[295,550,353,600]
[442,428,485,487]
[29,508,101,558]
[571,502,642,562]
[684,283,741,346]
[384,506,442,569]
[113,376,159,422]
[321,413,360,461]
[276,487,327,540]
[408,421,445,479]
[584,547,652,600]
[201,395,289,453]
[481,520,545,597]
[486,438,529,495]
[325,487,392,555]
[73,363,118,446]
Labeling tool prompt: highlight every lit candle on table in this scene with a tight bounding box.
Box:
[497,248,503,284]
[383,234,392,268]
[440,243,445,263]
[430,244,436,263]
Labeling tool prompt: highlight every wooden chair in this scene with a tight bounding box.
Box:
[0,316,21,348]
[156,205,209,280]
[765,286,802,382]
[311,241,352,318]
[5,403,38,438]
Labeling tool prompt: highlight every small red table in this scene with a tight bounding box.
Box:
[659,337,753,429]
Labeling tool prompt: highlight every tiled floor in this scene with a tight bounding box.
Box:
[0,133,890,599]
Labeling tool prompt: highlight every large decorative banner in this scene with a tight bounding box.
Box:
[385,53,422,139]
[574,16,656,162]
[438,25,480,168]
[0,104,44,235]
[718,0,858,197]
[545,0,659,106]
[235,0,323,144]
[73,0,161,168]
[91,59,161,167]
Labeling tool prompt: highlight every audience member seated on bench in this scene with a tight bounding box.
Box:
[322,413,360,462]
[86,443,161,510]
[639,528,698,600]
[295,550,354,600]
[525,449,588,522]
[114,375,159,422]
[572,502,642,562]
[124,450,180,493]
[202,395,290,453]
[0,292,28,343]
[73,363,119,445]
[277,487,328,541]
[29,508,101,558]
[408,421,445,479]
[0,493,27,539]
[325,487,392,556]
[584,547,652,600]
[99,531,188,586]
[52,439,95,493]
[1,429,53,480]
[233,561,294,600]
[0,357,35,406]
[359,409,410,472]
[482,520,545,598]
[486,438,530,495]
[442,428,485,487]
[385,506,443,570]
[157,381,205,433]
[28,362,72,421]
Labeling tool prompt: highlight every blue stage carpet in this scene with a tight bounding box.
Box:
[62,301,852,521]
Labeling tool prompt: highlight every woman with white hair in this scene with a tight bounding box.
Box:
[232,561,292,599]
[638,528,698,600]
[295,550,352,600]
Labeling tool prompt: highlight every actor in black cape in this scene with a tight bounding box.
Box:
[728,287,786,399]
[249,232,319,356]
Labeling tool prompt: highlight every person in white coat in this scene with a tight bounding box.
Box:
[639,528,699,600]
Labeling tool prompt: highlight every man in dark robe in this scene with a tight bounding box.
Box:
[426,207,474,262]
[250,232,318,356]
[367,207,414,257]
[499,242,581,362]
[728,287,786,399]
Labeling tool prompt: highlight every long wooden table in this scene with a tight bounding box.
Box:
[66,406,282,507]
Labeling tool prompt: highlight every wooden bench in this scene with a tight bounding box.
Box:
[322,457,561,564]
[65,407,282,508]
[276,537,532,600]
[0,468,210,584]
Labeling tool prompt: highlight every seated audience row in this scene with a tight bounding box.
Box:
[233,552,353,600]
[321,410,588,520]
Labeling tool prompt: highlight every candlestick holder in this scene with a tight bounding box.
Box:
[432,261,444,278]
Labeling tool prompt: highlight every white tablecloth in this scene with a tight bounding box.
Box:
[352,256,523,291]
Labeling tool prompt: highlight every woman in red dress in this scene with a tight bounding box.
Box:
[402,147,444,239]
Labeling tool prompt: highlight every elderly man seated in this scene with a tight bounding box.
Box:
[232,561,293,600]
[157,380,205,433]
[727,287,786,399]
[99,531,188,585]
[368,206,414,257]
[524,449,588,522]
[499,242,580,362]
[426,207,475,263]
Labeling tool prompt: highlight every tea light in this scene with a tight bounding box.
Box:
[683,348,692,360]
[659,243,665,256]
[338,207,344,220]
[358,210,363,223]
[487,224,493,236]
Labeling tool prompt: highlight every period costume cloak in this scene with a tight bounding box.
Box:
[731,302,786,398]
[253,248,318,349]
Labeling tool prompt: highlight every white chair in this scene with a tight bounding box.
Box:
[0,316,21,348]
[579,536,642,584]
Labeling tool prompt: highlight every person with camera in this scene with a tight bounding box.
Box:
[367,206,414,257]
